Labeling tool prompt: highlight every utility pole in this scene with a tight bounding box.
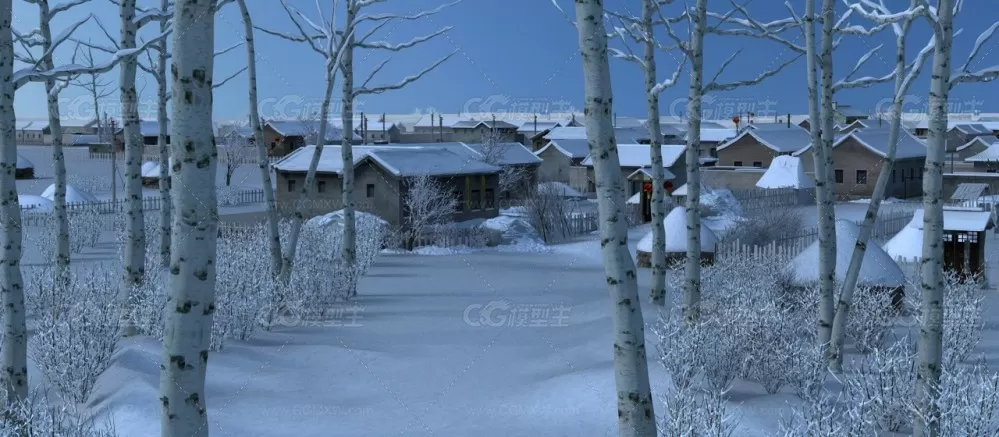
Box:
[438,114,443,142]
[360,112,366,144]
[381,113,386,143]
[109,115,118,202]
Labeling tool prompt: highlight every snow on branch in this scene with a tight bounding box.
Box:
[950,21,999,87]
[13,27,171,89]
[355,51,456,96]
[255,0,336,57]
[832,43,895,91]
[355,0,462,24]
[354,27,450,51]
[703,52,801,93]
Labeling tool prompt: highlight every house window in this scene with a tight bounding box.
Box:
[892,169,896,182]
[856,170,868,184]
[485,189,495,209]
[909,168,915,180]
[366,184,374,198]
[835,169,844,184]
[317,181,326,193]
[287,179,296,192]
[453,190,463,211]
[470,190,481,210]
[752,161,763,168]
[734,161,743,167]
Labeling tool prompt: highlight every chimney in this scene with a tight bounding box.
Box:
[438,114,443,142]
[787,113,791,129]
[382,113,387,141]
[431,112,435,141]
[360,112,365,144]
[534,114,538,136]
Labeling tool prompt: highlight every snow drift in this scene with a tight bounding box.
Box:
[40,184,98,204]
[788,219,904,287]
[637,206,719,253]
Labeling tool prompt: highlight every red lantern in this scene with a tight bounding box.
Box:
[732,115,740,125]
[664,181,673,190]
[643,182,652,192]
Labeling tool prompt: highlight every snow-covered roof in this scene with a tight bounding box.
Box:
[15,121,41,130]
[716,128,812,154]
[19,195,53,212]
[272,144,501,177]
[413,114,469,128]
[627,167,677,181]
[755,155,815,189]
[672,183,687,196]
[788,220,904,287]
[950,183,989,201]
[542,126,655,143]
[793,128,927,159]
[883,218,922,263]
[464,142,542,166]
[141,159,174,178]
[265,120,361,141]
[580,144,685,168]
[16,155,33,169]
[964,143,999,162]
[750,122,806,131]
[626,192,641,205]
[688,128,738,143]
[956,136,999,153]
[613,117,646,129]
[952,123,993,135]
[40,184,97,204]
[451,120,519,130]
[910,208,993,232]
[637,206,718,253]
[71,135,102,145]
[535,139,591,159]
[835,105,870,118]
[517,120,561,134]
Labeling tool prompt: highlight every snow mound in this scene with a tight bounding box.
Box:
[755,155,814,189]
[19,195,53,212]
[637,206,718,253]
[140,161,160,178]
[788,219,904,287]
[483,215,541,244]
[16,155,33,170]
[40,184,97,204]
[626,192,641,205]
[883,216,922,263]
[305,209,388,231]
[538,181,586,199]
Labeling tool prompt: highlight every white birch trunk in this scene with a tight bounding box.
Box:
[914,4,952,435]
[236,0,282,277]
[829,27,913,372]
[642,0,667,307]
[37,1,71,283]
[120,0,146,290]
[278,75,335,283]
[159,1,218,434]
[683,0,707,324]
[816,0,838,350]
[574,2,656,435]
[340,8,358,287]
[0,0,29,409]
[157,0,171,268]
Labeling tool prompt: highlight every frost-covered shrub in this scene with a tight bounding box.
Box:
[938,360,999,436]
[130,256,170,340]
[720,205,804,248]
[655,309,704,392]
[845,285,895,354]
[28,267,120,404]
[68,209,104,253]
[843,337,917,433]
[213,225,271,351]
[905,269,985,368]
[523,185,575,244]
[0,388,118,436]
[431,224,490,248]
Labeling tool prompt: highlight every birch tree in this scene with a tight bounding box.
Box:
[137,12,243,268]
[339,0,457,290]
[16,0,94,285]
[401,173,458,250]
[158,0,219,434]
[716,0,894,348]
[908,1,999,433]
[607,0,685,307]
[828,0,933,373]
[2,0,165,412]
[554,0,656,435]
[235,0,282,277]
[256,1,353,284]
[659,0,798,323]
[69,47,115,138]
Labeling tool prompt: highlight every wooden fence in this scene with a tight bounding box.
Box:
[715,239,802,263]
[717,208,916,256]
[729,187,800,210]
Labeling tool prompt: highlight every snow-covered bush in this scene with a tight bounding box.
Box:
[720,205,804,247]
[778,389,866,436]
[213,224,271,351]
[523,184,575,244]
[216,185,241,206]
[28,267,120,404]
[938,360,999,435]
[68,209,105,253]
[655,309,704,392]
[430,224,491,248]
[0,388,118,436]
[905,269,986,368]
[843,337,917,433]
[130,255,170,340]
[845,285,895,354]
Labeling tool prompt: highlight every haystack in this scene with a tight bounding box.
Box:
[636,206,718,267]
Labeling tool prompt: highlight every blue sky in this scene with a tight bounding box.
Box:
[11,0,999,123]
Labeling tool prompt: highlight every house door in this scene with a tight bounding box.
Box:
[641,191,651,222]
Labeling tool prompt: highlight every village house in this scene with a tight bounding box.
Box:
[114,120,172,147]
[262,120,361,156]
[534,138,591,192]
[16,121,45,144]
[580,143,687,196]
[963,139,999,171]
[715,125,812,168]
[836,119,869,134]
[366,121,402,144]
[270,144,502,229]
[517,120,562,147]
[387,141,541,198]
[448,120,520,143]
[946,124,996,172]
[794,128,926,199]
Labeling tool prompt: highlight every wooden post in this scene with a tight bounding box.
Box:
[464,176,470,210]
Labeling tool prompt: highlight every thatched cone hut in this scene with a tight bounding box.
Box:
[787,219,906,308]
[636,206,718,268]
[15,155,34,179]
